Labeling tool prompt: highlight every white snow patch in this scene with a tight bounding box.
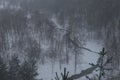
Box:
[37,40,103,80]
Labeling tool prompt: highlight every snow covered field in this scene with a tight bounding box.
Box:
[37,40,103,80]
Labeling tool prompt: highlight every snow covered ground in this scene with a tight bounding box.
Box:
[37,40,103,80]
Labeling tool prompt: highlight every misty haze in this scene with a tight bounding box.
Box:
[0,0,120,80]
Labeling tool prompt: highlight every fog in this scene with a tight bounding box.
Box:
[0,0,120,80]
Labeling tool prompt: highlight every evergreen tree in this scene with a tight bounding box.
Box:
[8,55,21,80]
[20,57,38,80]
[86,48,112,80]
[55,68,69,80]
[0,55,8,80]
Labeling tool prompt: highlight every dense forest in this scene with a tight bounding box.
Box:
[0,0,120,80]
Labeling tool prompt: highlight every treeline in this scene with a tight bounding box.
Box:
[0,54,38,80]
[0,6,85,72]
[0,0,120,77]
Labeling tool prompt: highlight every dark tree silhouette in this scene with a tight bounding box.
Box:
[0,55,8,80]
[8,55,21,80]
[20,57,38,80]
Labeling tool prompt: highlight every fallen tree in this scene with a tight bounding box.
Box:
[55,48,112,80]
[67,65,98,80]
